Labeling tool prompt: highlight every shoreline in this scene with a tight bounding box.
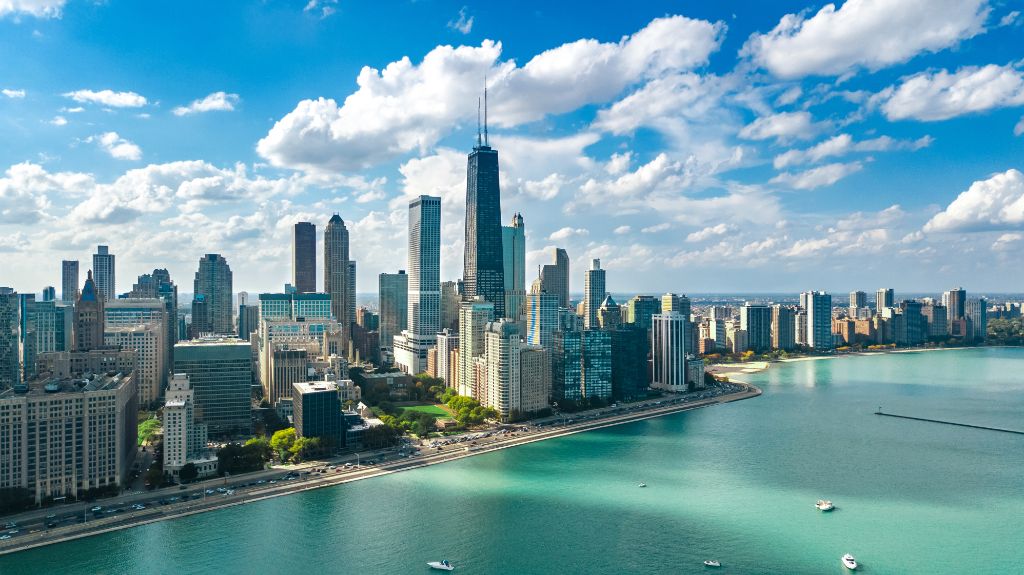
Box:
[709,345,986,378]
[0,383,761,557]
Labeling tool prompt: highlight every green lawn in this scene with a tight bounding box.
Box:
[401,404,452,418]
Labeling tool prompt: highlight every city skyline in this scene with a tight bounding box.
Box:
[1,2,1024,295]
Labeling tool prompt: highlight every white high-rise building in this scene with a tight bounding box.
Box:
[457,299,493,398]
[394,196,442,375]
[519,346,551,415]
[651,312,689,392]
[502,213,527,321]
[805,291,833,350]
[92,245,116,301]
[436,329,459,385]
[162,373,212,478]
[484,320,521,420]
[526,284,559,349]
[105,324,164,406]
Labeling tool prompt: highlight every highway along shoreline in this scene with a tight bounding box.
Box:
[0,383,760,556]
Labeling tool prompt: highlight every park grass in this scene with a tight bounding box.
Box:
[401,404,452,418]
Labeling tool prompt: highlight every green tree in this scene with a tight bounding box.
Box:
[178,462,198,483]
[244,436,272,461]
[270,427,296,460]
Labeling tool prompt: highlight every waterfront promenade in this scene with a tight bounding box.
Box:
[0,382,760,556]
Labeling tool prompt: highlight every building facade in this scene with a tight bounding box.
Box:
[293,222,317,293]
[92,245,116,301]
[463,133,505,317]
[173,338,252,436]
[61,260,80,304]
[192,254,233,335]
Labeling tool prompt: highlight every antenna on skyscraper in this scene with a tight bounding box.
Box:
[483,76,489,146]
[477,96,482,148]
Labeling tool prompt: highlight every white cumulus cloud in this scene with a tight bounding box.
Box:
[686,223,732,242]
[2,88,25,98]
[924,168,1024,232]
[742,0,989,79]
[172,92,240,116]
[875,64,1024,121]
[49,115,67,126]
[548,226,588,240]
[86,132,142,161]
[771,161,863,190]
[257,15,724,173]
[64,89,147,108]
[773,133,932,169]
[0,0,65,19]
[738,111,823,142]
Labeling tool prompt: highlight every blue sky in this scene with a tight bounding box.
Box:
[1,0,1023,296]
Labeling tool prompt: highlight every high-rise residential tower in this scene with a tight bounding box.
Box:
[741,302,772,352]
[192,254,233,335]
[540,248,570,308]
[943,287,967,330]
[876,288,895,313]
[463,94,505,317]
[805,291,833,350]
[92,245,115,301]
[378,271,408,352]
[850,291,868,310]
[61,260,79,304]
[394,196,442,374]
[324,215,350,335]
[583,259,606,330]
[770,304,796,350]
[651,312,688,392]
[293,222,317,293]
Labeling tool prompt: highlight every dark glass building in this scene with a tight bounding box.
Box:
[293,222,317,294]
[463,137,505,317]
[293,381,346,449]
[611,327,649,401]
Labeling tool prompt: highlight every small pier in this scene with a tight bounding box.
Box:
[874,409,1024,435]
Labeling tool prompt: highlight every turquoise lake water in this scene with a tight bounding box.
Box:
[2,347,1022,574]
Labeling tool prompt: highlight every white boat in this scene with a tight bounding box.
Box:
[816,499,835,511]
[703,560,721,567]
[842,554,858,570]
[427,560,454,571]
[638,482,647,488]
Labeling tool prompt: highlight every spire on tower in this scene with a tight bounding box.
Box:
[477,96,482,148]
[483,77,489,146]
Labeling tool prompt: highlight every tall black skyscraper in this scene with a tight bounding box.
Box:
[463,89,504,316]
[293,222,316,293]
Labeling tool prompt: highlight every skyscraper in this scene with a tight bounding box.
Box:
[965,297,987,342]
[741,302,772,352]
[394,195,441,375]
[41,286,55,302]
[440,280,462,331]
[540,248,570,308]
[192,254,233,335]
[378,271,408,352]
[502,213,526,320]
[324,214,350,335]
[624,295,661,331]
[346,260,357,334]
[770,304,796,350]
[526,289,559,349]
[0,291,19,391]
[173,338,252,436]
[483,320,521,420]
[293,221,317,293]
[876,288,895,313]
[583,259,606,329]
[463,94,505,317]
[457,299,494,398]
[92,245,115,301]
[61,260,79,304]
[128,269,178,378]
[850,291,868,310]
[805,291,833,350]
[943,287,967,332]
[652,312,688,392]
[75,271,105,352]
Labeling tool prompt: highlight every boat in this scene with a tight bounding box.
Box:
[703,560,721,567]
[427,560,454,571]
[816,499,835,511]
[842,554,858,570]
[638,482,647,488]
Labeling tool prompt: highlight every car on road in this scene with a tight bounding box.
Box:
[46,522,58,528]
[0,535,11,540]
[2,522,16,529]
[90,506,103,512]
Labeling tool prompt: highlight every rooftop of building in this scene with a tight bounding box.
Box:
[174,336,249,347]
[293,380,339,394]
[0,371,131,399]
